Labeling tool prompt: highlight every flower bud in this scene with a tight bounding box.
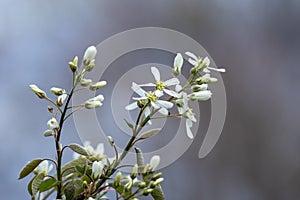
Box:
[29,84,46,99]
[56,92,67,107]
[86,59,95,71]
[85,100,102,109]
[138,181,147,189]
[115,172,122,186]
[107,136,114,146]
[80,78,92,87]
[154,177,164,185]
[191,84,208,92]
[47,117,59,130]
[92,161,103,179]
[90,94,104,102]
[188,90,212,101]
[48,106,54,113]
[89,81,107,90]
[69,56,78,72]
[173,53,183,76]
[190,67,198,75]
[149,155,160,171]
[83,46,97,64]
[152,172,162,180]
[50,87,63,96]
[43,129,53,137]
[143,188,154,196]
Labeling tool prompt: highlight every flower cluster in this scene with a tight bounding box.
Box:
[126,52,225,139]
[20,46,225,200]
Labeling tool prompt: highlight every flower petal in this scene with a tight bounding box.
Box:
[185,52,198,61]
[151,66,160,81]
[165,78,180,86]
[157,100,173,109]
[158,107,169,115]
[188,58,198,66]
[125,102,138,110]
[164,89,181,98]
[207,67,226,72]
[132,82,146,97]
[186,119,194,139]
[139,83,156,87]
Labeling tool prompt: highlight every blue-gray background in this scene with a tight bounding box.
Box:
[1,1,300,199]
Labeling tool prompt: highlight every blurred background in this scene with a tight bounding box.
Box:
[1,0,300,199]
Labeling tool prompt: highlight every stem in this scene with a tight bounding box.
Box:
[55,87,75,199]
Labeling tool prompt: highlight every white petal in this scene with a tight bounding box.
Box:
[157,100,173,109]
[125,102,138,110]
[154,90,164,97]
[188,58,198,66]
[151,66,160,81]
[186,119,194,139]
[165,78,180,86]
[132,82,146,97]
[132,97,147,100]
[145,108,152,125]
[48,164,53,173]
[207,67,226,72]
[164,89,181,98]
[158,107,169,115]
[185,52,198,61]
[95,143,104,155]
[151,102,160,109]
[175,84,182,92]
[203,57,210,66]
[174,53,183,69]
[139,83,156,87]
[203,68,211,73]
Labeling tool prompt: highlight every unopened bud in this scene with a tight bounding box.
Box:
[89,81,107,91]
[50,87,63,95]
[80,78,92,87]
[149,155,160,171]
[29,84,46,99]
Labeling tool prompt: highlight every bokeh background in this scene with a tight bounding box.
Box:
[1,0,300,199]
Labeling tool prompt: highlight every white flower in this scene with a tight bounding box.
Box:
[83,46,97,62]
[140,67,181,98]
[185,52,225,73]
[47,117,59,130]
[88,198,95,200]
[34,160,53,175]
[84,94,104,109]
[175,85,197,139]
[149,155,160,171]
[56,90,67,106]
[196,73,218,83]
[191,84,208,92]
[73,141,105,160]
[188,90,212,101]
[29,84,46,99]
[125,82,173,117]
[173,53,183,76]
[92,161,104,179]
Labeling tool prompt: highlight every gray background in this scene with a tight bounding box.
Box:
[1,0,300,199]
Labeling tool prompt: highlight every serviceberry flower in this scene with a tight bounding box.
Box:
[175,85,197,139]
[149,155,160,171]
[188,90,212,101]
[125,82,173,116]
[83,46,97,62]
[34,160,53,175]
[92,161,104,179]
[47,117,59,130]
[173,53,183,76]
[29,84,46,99]
[84,94,105,109]
[140,67,181,98]
[73,141,105,160]
[185,52,225,73]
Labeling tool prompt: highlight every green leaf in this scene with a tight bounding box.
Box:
[134,147,144,174]
[139,128,161,139]
[68,144,88,156]
[32,173,45,196]
[39,178,59,192]
[64,183,75,200]
[75,165,86,175]
[124,119,134,129]
[27,176,35,196]
[61,157,88,177]
[19,159,43,179]
[151,185,165,200]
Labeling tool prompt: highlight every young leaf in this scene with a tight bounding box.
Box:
[151,185,165,200]
[61,157,88,177]
[134,147,144,174]
[19,159,43,179]
[32,173,45,196]
[124,119,134,129]
[39,178,59,192]
[139,128,161,139]
[27,176,35,196]
[68,144,89,156]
